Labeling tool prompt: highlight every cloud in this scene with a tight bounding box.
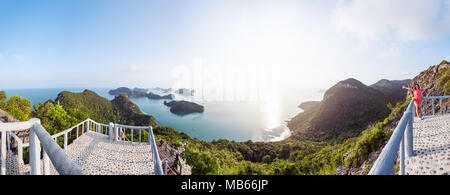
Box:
[377,45,400,59]
[13,54,23,62]
[128,63,139,72]
[331,0,450,42]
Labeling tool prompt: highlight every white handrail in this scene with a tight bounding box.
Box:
[1,117,163,175]
[0,118,40,132]
[370,95,450,175]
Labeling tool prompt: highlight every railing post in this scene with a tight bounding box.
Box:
[131,129,133,144]
[64,132,68,149]
[76,126,79,138]
[86,120,90,133]
[139,129,141,144]
[400,137,405,175]
[29,119,42,175]
[432,99,435,116]
[17,140,23,164]
[109,123,114,141]
[1,131,6,175]
[7,131,11,152]
[422,101,425,116]
[120,127,123,141]
[440,98,443,115]
[405,111,414,158]
[163,159,168,175]
[114,124,118,142]
[43,149,50,175]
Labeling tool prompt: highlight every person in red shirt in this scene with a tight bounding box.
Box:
[402,84,424,119]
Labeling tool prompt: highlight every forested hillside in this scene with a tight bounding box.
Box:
[2,60,448,175]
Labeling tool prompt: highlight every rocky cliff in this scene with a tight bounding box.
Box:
[408,61,450,114]
[288,78,391,142]
[335,60,450,175]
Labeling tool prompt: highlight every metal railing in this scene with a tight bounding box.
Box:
[113,123,163,175]
[0,118,84,175]
[422,95,450,116]
[0,118,163,175]
[369,96,450,175]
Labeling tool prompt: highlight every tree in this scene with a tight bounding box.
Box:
[262,155,272,163]
[0,93,32,121]
[32,101,78,135]
[181,149,219,175]
[0,91,6,108]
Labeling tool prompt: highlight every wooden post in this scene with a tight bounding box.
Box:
[139,129,141,144]
[86,120,90,133]
[163,160,168,175]
[76,125,79,138]
[131,128,133,144]
[440,98,443,115]
[1,131,6,175]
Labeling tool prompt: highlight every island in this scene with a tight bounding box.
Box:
[109,87,173,100]
[163,100,204,115]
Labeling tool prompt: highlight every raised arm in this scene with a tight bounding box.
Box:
[402,86,412,90]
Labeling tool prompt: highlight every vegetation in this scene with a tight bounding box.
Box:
[109,87,173,99]
[0,82,416,175]
[369,79,411,103]
[56,90,157,126]
[31,101,80,149]
[288,78,391,142]
[0,91,32,121]
[436,66,450,95]
[163,100,204,115]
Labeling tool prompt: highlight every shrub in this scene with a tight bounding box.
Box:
[181,149,219,175]
[0,93,32,121]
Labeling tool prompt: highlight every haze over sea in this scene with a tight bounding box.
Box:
[2,88,323,142]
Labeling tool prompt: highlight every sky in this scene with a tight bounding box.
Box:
[1,0,450,91]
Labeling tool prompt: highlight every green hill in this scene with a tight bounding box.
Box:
[288,78,391,142]
[370,79,411,103]
[55,89,157,126]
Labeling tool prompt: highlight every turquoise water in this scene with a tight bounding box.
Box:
[1,88,323,142]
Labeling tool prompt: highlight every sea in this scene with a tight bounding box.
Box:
[1,88,324,142]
